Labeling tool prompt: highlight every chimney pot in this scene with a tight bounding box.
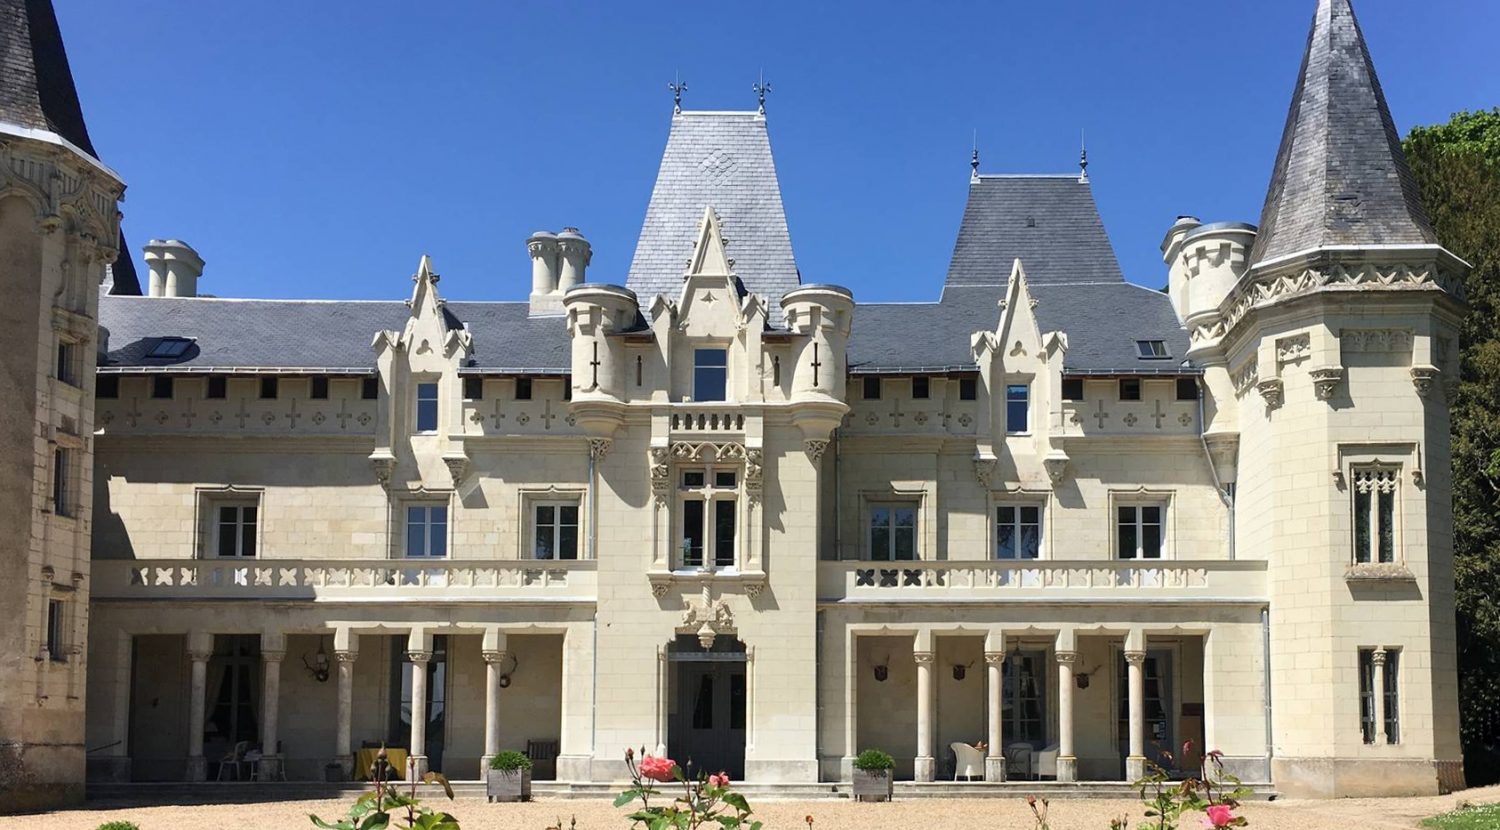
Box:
[142,239,205,297]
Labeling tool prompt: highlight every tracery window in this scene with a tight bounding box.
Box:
[1352,467,1397,564]
[679,467,738,569]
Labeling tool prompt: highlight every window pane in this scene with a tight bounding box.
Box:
[1006,385,1029,433]
[693,349,728,402]
[407,519,424,557]
[1119,512,1137,559]
[996,523,1016,560]
[894,508,916,560]
[1020,523,1040,559]
[1142,505,1161,524]
[1354,491,1371,564]
[1020,506,1039,524]
[871,526,890,561]
[1384,650,1400,744]
[416,383,439,432]
[536,525,555,559]
[240,521,256,558]
[559,524,578,560]
[714,471,737,488]
[429,520,446,557]
[537,505,554,525]
[1377,490,1394,563]
[998,506,1015,525]
[682,500,704,567]
[714,499,736,567]
[683,471,706,488]
[1359,650,1376,744]
[1142,522,1162,559]
[218,519,238,557]
[560,504,578,526]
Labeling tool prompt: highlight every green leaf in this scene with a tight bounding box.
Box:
[721,792,752,814]
[310,816,354,830]
[357,813,390,830]
[615,790,642,807]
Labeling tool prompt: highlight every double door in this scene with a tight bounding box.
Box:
[669,658,746,780]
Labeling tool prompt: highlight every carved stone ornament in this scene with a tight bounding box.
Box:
[370,454,396,490]
[1256,378,1284,410]
[1309,366,1344,402]
[649,446,671,507]
[682,584,734,649]
[589,438,612,462]
[743,581,764,598]
[745,448,764,505]
[804,439,829,463]
[650,581,670,599]
[973,458,997,490]
[1410,365,1440,397]
[442,454,468,484]
[1043,452,1069,485]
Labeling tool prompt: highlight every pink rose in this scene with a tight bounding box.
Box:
[639,755,677,783]
[708,772,730,788]
[1202,804,1235,828]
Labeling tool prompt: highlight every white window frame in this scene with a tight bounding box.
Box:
[1111,493,1171,560]
[995,502,1044,560]
[531,499,582,561]
[211,500,260,558]
[402,500,450,559]
[1351,466,1399,565]
[1005,382,1031,434]
[51,447,73,518]
[414,380,441,434]
[866,500,920,561]
[692,347,730,403]
[677,466,740,571]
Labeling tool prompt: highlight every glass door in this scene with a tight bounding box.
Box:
[390,635,449,773]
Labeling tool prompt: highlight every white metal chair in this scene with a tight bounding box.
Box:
[950,742,984,781]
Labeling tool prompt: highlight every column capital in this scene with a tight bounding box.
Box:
[1124,650,1146,665]
[262,649,286,664]
[1055,650,1078,665]
[983,651,1006,666]
[913,650,935,665]
[1371,648,1388,666]
[335,650,358,664]
[187,648,213,664]
[407,651,432,665]
[482,649,509,665]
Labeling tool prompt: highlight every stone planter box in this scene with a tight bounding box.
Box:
[486,768,532,802]
[852,768,892,802]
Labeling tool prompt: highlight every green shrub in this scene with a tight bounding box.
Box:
[853,749,895,771]
[488,750,533,772]
[96,823,141,830]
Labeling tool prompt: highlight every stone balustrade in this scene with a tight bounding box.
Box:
[93,558,597,602]
[818,559,1265,603]
[670,405,746,433]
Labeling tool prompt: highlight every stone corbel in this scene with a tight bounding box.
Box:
[745,448,764,506]
[1043,451,1070,485]
[1309,366,1343,402]
[442,453,468,486]
[804,439,829,463]
[649,446,671,507]
[589,438,612,462]
[973,457,997,490]
[369,451,396,490]
[1410,365,1440,397]
[1255,378,1284,410]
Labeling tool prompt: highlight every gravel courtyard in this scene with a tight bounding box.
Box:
[6,785,1499,830]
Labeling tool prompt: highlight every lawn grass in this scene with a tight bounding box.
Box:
[1422,801,1500,829]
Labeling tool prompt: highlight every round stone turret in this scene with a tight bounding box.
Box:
[564,283,640,437]
[1162,220,1257,332]
[780,284,855,439]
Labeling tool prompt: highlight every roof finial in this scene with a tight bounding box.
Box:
[669,72,687,115]
[971,130,980,181]
[1079,129,1089,183]
[753,69,771,115]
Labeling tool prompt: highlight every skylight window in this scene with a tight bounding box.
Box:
[148,337,193,358]
[1136,340,1169,359]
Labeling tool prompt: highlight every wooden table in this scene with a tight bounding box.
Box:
[354,747,409,781]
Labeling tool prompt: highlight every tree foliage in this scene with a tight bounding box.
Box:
[1404,108,1500,785]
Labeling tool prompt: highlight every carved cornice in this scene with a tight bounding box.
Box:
[1190,259,1463,347]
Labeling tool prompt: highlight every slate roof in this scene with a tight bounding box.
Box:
[97,296,572,373]
[846,283,1191,375]
[626,112,800,309]
[1248,0,1436,265]
[945,176,1125,287]
[0,0,96,156]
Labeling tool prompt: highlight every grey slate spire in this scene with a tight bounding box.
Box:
[625,111,800,309]
[1248,0,1437,266]
[0,0,96,156]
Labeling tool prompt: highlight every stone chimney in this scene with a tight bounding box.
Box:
[556,228,591,293]
[143,239,205,298]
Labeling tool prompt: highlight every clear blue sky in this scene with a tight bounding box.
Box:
[58,1,1499,303]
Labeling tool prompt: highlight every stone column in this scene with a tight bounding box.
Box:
[335,649,357,777]
[556,623,596,782]
[185,635,213,782]
[841,633,858,782]
[1372,648,1388,744]
[914,650,936,782]
[1056,650,1078,782]
[260,642,286,780]
[985,651,1005,781]
[481,647,508,770]
[1125,650,1147,781]
[408,650,431,778]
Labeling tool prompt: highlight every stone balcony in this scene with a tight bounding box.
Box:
[668,403,748,437]
[92,558,597,603]
[817,559,1266,604]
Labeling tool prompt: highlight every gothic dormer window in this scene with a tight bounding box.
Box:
[415,382,439,433]
[693,349,728,402]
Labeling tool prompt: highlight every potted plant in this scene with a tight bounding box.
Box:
[851,749,895,802]
[486,750,533,802]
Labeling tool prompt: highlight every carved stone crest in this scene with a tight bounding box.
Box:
[973,458,997,490]
[442,454,468,485]
[1410,365,1439,397]
[682,584,734,649]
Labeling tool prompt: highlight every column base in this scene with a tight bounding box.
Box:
[555,754,592,782]
[839,755,855,782]
[1055,755,1077,782]
[256,756,284,781]
[985,756,1006,782]
[186,755,207,782]
[407,755,429,779]
[1126,755,1146,783]
[914,755,935,782]
[480,754,496,774]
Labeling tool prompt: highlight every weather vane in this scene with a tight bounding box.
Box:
[753,70,772,115]
[971,130,980,180]
[669,72,687,114]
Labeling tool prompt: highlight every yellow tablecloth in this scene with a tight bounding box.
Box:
[355,747,409,781]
